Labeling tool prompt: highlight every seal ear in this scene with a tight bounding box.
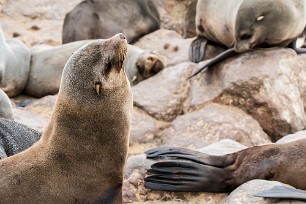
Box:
[256,16,265,21]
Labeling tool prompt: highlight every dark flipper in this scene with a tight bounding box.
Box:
[255,186,306,201]
[189,36,208,63]
[145,161,231,192]
[289,38,306,54]
[189,48,237,78]
[145,146,236,167]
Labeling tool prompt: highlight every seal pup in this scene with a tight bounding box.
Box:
[0,33,133,203]
[62,0,160,44]
[126,45,164,86]
[0,24,31,97]
[190,0,306,76]
[25,40,164,97]
[144,138,306,192]
[0,88,13,119]
[0,118,41,159]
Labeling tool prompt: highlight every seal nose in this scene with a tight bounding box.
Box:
[118,33,126,40]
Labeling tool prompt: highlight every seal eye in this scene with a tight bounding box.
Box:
[240,34,252,40]
[105,61,112,72]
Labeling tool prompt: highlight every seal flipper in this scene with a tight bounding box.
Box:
[145,161,231,192]
[289,38,306,54]
[189,36,208,63]
[190,48,237,78]
[145,147,236,167]
[255,186,306,201]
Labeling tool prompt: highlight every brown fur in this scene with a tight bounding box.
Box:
[0,34,133,203]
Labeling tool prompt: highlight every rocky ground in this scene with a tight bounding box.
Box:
[1,0,306,203]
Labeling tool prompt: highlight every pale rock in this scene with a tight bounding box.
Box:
[133,62,194,122]
[162,103,271,149]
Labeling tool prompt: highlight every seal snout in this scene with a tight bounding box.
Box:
[118,33,126,40]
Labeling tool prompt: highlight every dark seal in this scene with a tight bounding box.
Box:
[62,0,160,44]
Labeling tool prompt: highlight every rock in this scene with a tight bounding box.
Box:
[224,180,305,204]
[162,103,271,149]
[276,130,306,144]
[12,107,48,133]
[152,0,197,38]
[0,0,82,45]
[24,95,57,118]
[133,62,194,122]
[135,29,193,66]
[130,107,170,145]
[134,29,225,67]
[295,54,306,112]
[198,139,247,155]
[185,48,306,141]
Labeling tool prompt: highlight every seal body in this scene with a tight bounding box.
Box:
[62,0,160,44]
[0,25,31,97]
[145,139,306,192]
[25,41,164,97]
[0,89,13,119]
[0,118,41,159]
[0,34,133,203]
[191,0,306,62]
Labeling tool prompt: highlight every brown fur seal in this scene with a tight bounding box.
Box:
[0,33,133,203]
[190,0,306,76]
[62,0,160,44]
[0,24,31,97]
[0,88,13,119]
[25,40,164,98]
[145,138,306,192]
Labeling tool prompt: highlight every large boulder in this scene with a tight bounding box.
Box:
[161,103,271,149]
[133,62,194,122]
[185,48,306,141]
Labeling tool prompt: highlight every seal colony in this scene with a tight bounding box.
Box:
[0,33,133,203]
[190,0,306,77]
[62,0,160,44]
[25,40,164,98]
[145,139,306,192]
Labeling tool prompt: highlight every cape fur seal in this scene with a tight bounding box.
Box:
[0,89,13,119]
[62,0,160,44]
[145,138,306,192]
[0,33,133,203]
[25,40,164,98]
[0,25,31,97]
[190,0,306,76]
